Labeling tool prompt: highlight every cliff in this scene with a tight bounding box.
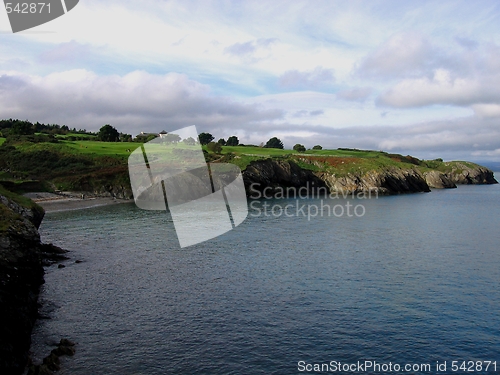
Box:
[242,158,497,197]
[0,186,66,375]
[444,162,497,185]
[317,167,430,195]
[243,159,328,196]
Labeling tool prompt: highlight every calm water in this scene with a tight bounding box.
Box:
[31,183,500,374]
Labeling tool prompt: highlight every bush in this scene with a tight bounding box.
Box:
[293,144,306,152]
[264,137,284,149]
[206,141,222,153]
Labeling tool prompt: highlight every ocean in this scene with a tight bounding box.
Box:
[31,182,500,374]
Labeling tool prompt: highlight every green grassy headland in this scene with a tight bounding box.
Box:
[0,136,484,194]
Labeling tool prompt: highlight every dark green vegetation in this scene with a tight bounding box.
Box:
[0,184,43,234]
[0,119,494,194]
[0,132,491,193]
[0,136,137,192]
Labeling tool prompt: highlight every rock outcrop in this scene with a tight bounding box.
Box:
[423,171,457,189]
[444,162,497,185]
[27,338,76,375]
[317,168,431,195]
[243,159,328,196]
[90,184,134,199]
[243,159,431,196]
[0,189,66,375]
[241,158,496,197]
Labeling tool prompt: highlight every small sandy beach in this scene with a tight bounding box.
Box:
[24,192,133,213]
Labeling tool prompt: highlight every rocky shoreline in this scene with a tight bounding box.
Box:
[0,191,70,375]
[242,159,497,196]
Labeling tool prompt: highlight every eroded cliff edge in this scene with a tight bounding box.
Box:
[242,159,497,196]
[0,186,65,375]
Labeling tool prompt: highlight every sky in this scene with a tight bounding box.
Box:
[1,0,500,161]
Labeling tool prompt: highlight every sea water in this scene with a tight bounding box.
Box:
[31,183,500,374]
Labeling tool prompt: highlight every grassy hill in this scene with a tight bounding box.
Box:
[0,136,492,194]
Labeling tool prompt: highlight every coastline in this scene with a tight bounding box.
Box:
[23,193,133,213]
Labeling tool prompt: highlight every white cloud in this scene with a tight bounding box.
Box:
[471,104,500,118]
[356,33,435,78]
[378,69,500,108]
[336,87,372,101]
[278,67,335,89]
[0,70,283,134]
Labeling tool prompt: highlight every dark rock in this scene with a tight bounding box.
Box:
[57,264,65,269]
[424,170,457,189]
[59,338,75,347]
[445,163,498,185]
[28,338,76,374]
[243,159,431,196]
[75,260,83,264]
[42,352,60,371]
[0,190,70,375]
[0,201,45,374]
[40,243,69,263]
[52,345,75,357]
[243,159,328,197]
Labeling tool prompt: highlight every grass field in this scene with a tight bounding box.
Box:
[55,133,97,140]
[63,140,142,158]
[0,136,486,193]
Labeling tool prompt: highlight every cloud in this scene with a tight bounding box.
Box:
[336,87,372,101]
[2,68,500,160]
[0,70,284,134]
[377,69,500,107]
[37,40,95,64]
[291,109,324,118]
[278,66,335,89]
[356,33,437,79]
[224,38,277,63]
[471,104,500,118]
[309,109,324,116]
[455,36,479,50]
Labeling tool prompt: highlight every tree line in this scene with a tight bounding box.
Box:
[0,119,323,151]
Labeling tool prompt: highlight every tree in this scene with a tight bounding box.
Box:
[183,137,196,145]
[264,137,284,149]
[9,120,35,136]
[206,141,222,153]
[97,124,120,142]
[120,133,132,142]
[217,138,226,145]
[312,145,322,150]
[198,132,214,145]
[293,144,306,152]
[164,133,181,143]
[226,136,239,146]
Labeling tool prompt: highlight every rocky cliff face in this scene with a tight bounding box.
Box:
[88,184,133,199]
[444,162,497,185]
[423,171,457,189]
[243,159,431,196]
[317,168,431,195]
[242,159,496,196]
[243,159,328,196]
[0,193,46,375]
